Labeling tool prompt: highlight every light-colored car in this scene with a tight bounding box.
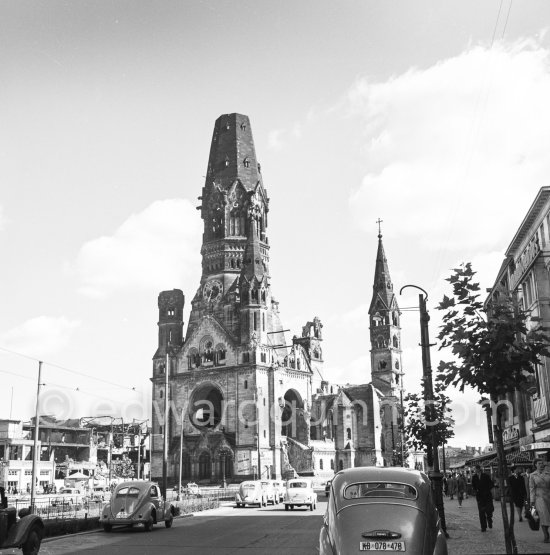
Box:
[100,481,174,532]
[284,478,317,511]
[185,482,201,496]
[260,480,278,505]
[271,480,285,503]
[319,467,448,555]
[91,486,110,502]
[235,481,266,508]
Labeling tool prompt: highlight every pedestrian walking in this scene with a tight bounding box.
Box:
[457,472,467,507]
[448,473,457,500]
[443,474,448,497]
[529,458,550,543]
[472,464,494,532]
[509,466,527,522]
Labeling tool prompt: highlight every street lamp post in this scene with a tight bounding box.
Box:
[400,285,448,538]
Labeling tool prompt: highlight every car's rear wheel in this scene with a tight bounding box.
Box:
[285,504,289,511]
[103,523,112,533]
[310,503,314,511]
[22,527,42,555]
[290,505,294,510]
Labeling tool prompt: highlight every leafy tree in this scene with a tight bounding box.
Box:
[111,455,135,480]
[436,263,550,554]
[403,378,454,466]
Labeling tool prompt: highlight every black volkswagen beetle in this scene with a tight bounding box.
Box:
[319,467,447,554]
[0,487,44,555]
[100,481,174,532]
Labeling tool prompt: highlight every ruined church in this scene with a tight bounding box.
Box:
[150,113,404,482]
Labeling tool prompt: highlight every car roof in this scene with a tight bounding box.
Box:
[115,480,157,491]
[331,467,431,508]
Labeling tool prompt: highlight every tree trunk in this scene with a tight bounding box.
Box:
[493,417,517,554]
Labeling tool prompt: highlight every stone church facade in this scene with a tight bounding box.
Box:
[150,113,404,483]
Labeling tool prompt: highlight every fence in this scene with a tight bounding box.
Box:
[10,497,103,520]
[8,487,235,521]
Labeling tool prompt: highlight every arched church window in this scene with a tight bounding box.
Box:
[331,459,334,470]
[261,290,266,302]
[240,122,247,131]
[244,379,248,389]
[377,337,385,349]
[346,428,351,440]
[392,312,398,326]
[379,360,387,369]
[243,157,250,168]
[395,361,399,369]
[297,359,301,370]
[339,460,344,471]
[393,336,399,348]
[262,312,265,331]
[231,258,235,268]
[320,459,324,470]
[160,389,163,399]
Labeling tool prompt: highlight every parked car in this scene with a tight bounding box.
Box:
[0,487,44,555]
[260,480,278,505]
[284,478,317,511]
[100,481,174,532]
[319,467,448,555]
[271,480,285,503]
[325,480,332,497]
[91,486,110,502]
[185,482,200,497]
[235,481,266,508]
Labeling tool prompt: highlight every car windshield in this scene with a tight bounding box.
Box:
[344,482,417,500]
[289,482,308,488]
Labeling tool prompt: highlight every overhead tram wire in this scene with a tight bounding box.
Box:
[0,345,139,393]
[0,368,129,407]
[428,0,512,289]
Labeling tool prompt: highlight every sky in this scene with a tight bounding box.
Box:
[2,0,550,450]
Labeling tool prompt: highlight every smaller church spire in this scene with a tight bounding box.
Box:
[241,209,265,282]
[370,220,394,312]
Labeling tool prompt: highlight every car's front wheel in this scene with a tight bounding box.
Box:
[165,513,173,528]
[285,504,289,511]
[22,527,42,555]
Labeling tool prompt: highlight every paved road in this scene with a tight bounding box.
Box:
[37,498,325,555]
[9,490,550,554]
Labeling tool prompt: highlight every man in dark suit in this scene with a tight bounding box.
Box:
[509,466,527,522]
[472,464,495,532]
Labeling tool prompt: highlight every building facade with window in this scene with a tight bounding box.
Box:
[485,186,550,461]
[0,419,55,494]
[150,114,405,483]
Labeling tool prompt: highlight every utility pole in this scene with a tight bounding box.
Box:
[400,285,448,538]
[136,423,141,480]
[30,361,42,512]
[162,351,169,499]
[399,385,405,467]
[178,408,184,500]
[418,291,448,538]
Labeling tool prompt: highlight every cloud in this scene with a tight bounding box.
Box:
[347,38,550,254]
[0,316,81,358]
[73,199,202,298]
[267,129,285,150]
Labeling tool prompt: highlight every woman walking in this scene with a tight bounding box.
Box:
[529,458,550,543]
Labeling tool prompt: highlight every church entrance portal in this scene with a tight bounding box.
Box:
[281,389,308,444]
[189,383,224,430]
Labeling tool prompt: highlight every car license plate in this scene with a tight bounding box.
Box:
[359,541,405,551]
[116,512,127,519]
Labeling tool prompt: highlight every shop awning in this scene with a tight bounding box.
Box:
[520,442,550,452]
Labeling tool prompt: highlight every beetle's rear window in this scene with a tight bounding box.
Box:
[116,487,141,497]
[344,482,417,500]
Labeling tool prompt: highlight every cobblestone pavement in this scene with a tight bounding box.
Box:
[442,495,549,554]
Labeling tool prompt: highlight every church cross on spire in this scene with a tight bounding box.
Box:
[376,218,383,238]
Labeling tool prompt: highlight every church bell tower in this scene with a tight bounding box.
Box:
[368,223,403,396]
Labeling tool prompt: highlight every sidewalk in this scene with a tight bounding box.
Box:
[443,495,549,554]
